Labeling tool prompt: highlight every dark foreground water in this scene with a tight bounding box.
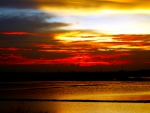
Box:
[0,81,150,113]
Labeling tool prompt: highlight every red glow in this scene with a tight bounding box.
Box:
[0,47,31,51]
[0,47,19,51]
[33,44,57,48]
[0,32,54,36]
[0,34,149,68]
[0,53,132,66]
[39,50,73,53]
[0,32,36,35]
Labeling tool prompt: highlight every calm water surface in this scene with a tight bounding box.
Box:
[0,81,150,113]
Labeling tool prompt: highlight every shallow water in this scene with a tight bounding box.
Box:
[0,81,150,113]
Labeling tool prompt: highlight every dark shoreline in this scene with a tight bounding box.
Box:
[1,98,150,103]
[0,70,150,82]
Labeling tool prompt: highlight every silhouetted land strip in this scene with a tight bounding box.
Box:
[0,98,150,103]
[0,70,150,81]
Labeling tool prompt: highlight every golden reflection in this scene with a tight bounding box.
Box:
[50,102,150,113]
[1,81,150,113]
[63,93,150,101]
[44,81,150,101]
[45,81,150,113]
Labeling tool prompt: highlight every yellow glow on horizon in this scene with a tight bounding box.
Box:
[55,32,114,42]
[57,36,114,42]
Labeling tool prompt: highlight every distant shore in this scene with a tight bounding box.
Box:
[0,70,150,81]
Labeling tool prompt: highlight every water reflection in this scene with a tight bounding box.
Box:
[0,81,150,112]
[1,81,150,100]
[1,101,150,113]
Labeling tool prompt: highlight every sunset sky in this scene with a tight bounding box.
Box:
[0,0,150,72]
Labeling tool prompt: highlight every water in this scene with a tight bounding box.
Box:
[0,81,150,113]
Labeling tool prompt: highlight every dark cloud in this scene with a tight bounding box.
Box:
[0,11,70,32]
[0,1,38,9]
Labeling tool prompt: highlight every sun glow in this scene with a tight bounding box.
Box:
[40,5,150,15]
[40,5,150,35]
[56,36,114,42]
[55,32,114,42]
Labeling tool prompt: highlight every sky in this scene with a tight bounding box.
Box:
[0,0,150,72]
